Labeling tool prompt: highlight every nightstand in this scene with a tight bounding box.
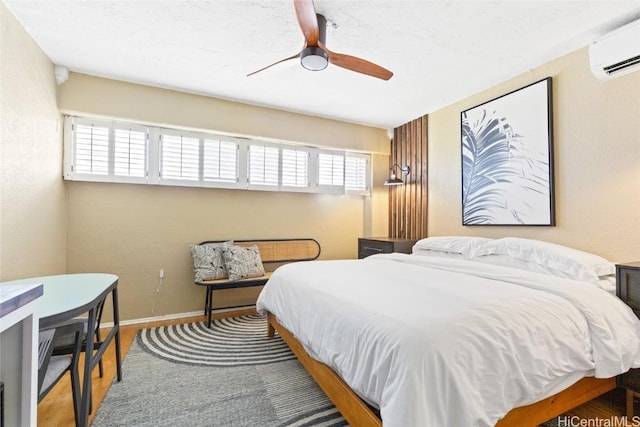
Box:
[615,261,640,418]
[358,237,417,259]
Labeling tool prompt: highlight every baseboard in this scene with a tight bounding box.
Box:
[100,305,256,328]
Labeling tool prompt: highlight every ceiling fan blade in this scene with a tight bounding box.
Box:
[294,0,319,46]
[322,43,393,81]
[247,52,300,77]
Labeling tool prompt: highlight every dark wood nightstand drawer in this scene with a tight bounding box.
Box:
[359,239,393,258]
[358,238,416,259]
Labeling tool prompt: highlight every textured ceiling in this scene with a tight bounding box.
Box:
[5,1,640,128]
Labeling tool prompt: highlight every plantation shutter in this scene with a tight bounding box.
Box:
[74,122,110,175]
[113,125,147,178]
[64,115,371,196]
[203,138,238,183]
[281,148,309,188]
[248,144,279,186]
[317,152,344,193]
[160,133,199,180]
[345,155,368,192]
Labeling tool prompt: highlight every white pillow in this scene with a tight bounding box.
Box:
[412,236,493,258]
[473,237,614,284]
[474,254,581,281]
[412,248,466,259]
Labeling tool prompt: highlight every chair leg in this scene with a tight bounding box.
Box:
[69,366,81,427]
[95,329,104,378]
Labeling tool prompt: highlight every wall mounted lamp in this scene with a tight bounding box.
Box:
[384,164,410,185]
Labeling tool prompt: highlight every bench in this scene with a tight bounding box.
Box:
[195,238,321,327]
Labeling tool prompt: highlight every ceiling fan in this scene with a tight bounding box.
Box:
[248,0,393,80]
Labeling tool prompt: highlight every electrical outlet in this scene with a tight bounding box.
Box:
[159,269,165,279]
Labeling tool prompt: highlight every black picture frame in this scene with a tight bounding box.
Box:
[461,77,555,226]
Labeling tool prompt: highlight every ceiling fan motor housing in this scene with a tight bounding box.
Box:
[300,14,328,71]
[301,46,328,70]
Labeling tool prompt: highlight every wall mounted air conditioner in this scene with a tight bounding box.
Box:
[589,19,640,80]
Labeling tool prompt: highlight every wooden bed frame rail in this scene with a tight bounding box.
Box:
[268,312,381,427]
[267,312,616,427]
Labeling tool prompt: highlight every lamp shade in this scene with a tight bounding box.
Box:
[384,176,404,185]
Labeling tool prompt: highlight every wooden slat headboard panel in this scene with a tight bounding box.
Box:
[389,115,429,240]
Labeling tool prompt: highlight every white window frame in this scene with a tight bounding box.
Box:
[64,117,149,184]
[246,141,281,190]
[316,149,346,194]
[202,136,239,186]
[345,152,371,196]
[280,145,312,192]
[149,129,241,190]
[63,115,371,196]
[157,128,201,184]
[245,140,315,193]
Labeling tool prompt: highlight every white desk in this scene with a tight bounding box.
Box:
[0,282,43,427]
[1,274,122,427]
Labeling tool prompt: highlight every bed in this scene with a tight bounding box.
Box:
[256,237,640,426]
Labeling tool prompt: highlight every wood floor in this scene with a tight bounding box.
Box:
[38,308,631,426]
[37,308,256,427]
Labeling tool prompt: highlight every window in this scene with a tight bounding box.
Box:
[317,152,344,193]
[203,138,237,183]
[64,117,148,183]
[156,131,240,186]
[74,121,109,175]
[247,144,311,191]
[318,153,344,186]
[114,127,146,178]
[281,148,309,188]
[64,115,370,196]
[160,133,199,181]
[248,144,279,186]
[345,154,369,193]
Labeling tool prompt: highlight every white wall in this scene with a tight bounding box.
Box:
[0,2,66,280]
[57,73,391,320]
[428,47,640,262]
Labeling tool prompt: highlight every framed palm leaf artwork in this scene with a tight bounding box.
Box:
[461,77,555,226]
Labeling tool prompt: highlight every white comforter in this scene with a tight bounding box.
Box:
[256,254,640,427]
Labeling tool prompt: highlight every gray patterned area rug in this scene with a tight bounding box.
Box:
[92,315,346,427]
[92,314,557,427]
